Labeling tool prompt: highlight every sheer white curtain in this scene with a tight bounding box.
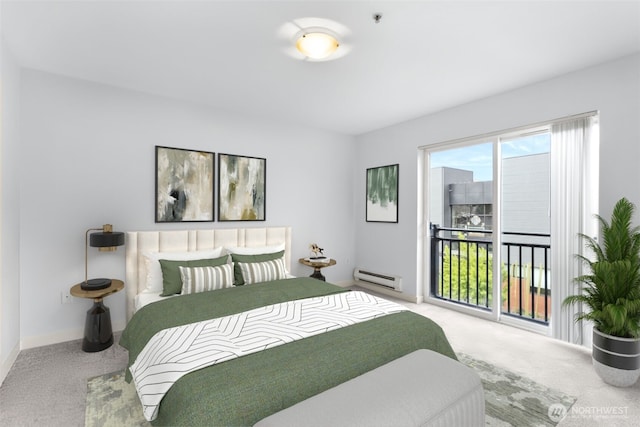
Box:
[550,115,599,344]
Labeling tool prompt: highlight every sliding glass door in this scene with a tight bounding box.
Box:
[429,141,495,313]
[426,127,557,332]
[499,132,551,325]
[425,115,598,340]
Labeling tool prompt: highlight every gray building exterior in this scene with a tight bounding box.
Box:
[501,153,550,235]
[429,167,474,230]
[431,153,550,277]
[431,153,549,235]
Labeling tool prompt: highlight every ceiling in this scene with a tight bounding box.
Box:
[2,1,639,135]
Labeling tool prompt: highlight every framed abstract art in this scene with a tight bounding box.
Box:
[218,153,266,221]
[155,146,215,222]
[366,163,399,223]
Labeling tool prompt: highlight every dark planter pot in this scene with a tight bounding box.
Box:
[592,328,640,387]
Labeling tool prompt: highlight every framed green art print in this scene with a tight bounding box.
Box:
[366,163,399,223]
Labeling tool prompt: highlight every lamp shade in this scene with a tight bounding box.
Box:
[296,31,339,60]
[81,224,125,291]
[90,231,124,248]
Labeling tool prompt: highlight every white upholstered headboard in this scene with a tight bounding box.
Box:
[125,226,292,321]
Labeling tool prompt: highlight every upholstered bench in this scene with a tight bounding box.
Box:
[254,349,485,427]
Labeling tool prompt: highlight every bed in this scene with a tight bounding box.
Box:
[119,226,465,426]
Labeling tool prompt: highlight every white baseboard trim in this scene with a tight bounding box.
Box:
[0,341,20,386]
[350,280,421,304]
[20,319,127,350]
[332,280,355,288]
[21,328,85,350]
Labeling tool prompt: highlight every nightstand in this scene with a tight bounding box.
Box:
[299,258,337,281]
[70,279,124,352]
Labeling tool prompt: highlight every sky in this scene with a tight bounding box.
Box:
[430,133,550,181]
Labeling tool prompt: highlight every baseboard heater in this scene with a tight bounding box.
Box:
[353,268,402,290]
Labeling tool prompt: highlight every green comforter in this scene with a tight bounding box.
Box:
[120,278,456,426]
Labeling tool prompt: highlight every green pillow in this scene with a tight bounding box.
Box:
[231,250,285,286]
[159,255,229,296]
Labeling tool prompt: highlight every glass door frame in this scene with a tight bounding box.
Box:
[421,126,552,335]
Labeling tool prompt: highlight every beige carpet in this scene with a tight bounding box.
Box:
[0,335,128,427]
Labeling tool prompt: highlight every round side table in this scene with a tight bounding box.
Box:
[70,279,124,352]
[298,258,337,281]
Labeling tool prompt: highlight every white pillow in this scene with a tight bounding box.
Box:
[238,258,287,285]
[179,264,234,295]
[143,248,225,293]
[225,243,285,256]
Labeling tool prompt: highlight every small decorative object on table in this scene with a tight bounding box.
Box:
[299,248,337,281]
[308,243,328,261]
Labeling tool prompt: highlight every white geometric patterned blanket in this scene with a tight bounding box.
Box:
[129,291,405,421]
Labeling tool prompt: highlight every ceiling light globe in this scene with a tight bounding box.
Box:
[296,32,339,60]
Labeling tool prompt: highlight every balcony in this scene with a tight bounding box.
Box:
[430,224,551,325]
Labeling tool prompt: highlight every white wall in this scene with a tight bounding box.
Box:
[1,39,22,382]
[19,70,356,348]
[355,54,640,299]
[11,53,640,350]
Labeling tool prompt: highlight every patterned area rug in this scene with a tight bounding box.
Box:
[458,354,577,427]
[86,370,149,427]
[86,354,576,427]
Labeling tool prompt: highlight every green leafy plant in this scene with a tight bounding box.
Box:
[563,197,640,338]
[440,233,507,307]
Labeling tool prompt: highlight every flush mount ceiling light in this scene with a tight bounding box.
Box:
[278,18,351,62]
[295,29,340,60]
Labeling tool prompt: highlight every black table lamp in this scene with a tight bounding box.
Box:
[82,224,125,290]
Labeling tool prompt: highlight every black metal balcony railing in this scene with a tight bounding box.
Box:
[430,223,551,325]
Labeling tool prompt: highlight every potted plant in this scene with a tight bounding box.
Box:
[563,197,640,387]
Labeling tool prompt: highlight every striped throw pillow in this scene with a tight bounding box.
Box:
[238,257,287,285]
[179,264,234,295]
